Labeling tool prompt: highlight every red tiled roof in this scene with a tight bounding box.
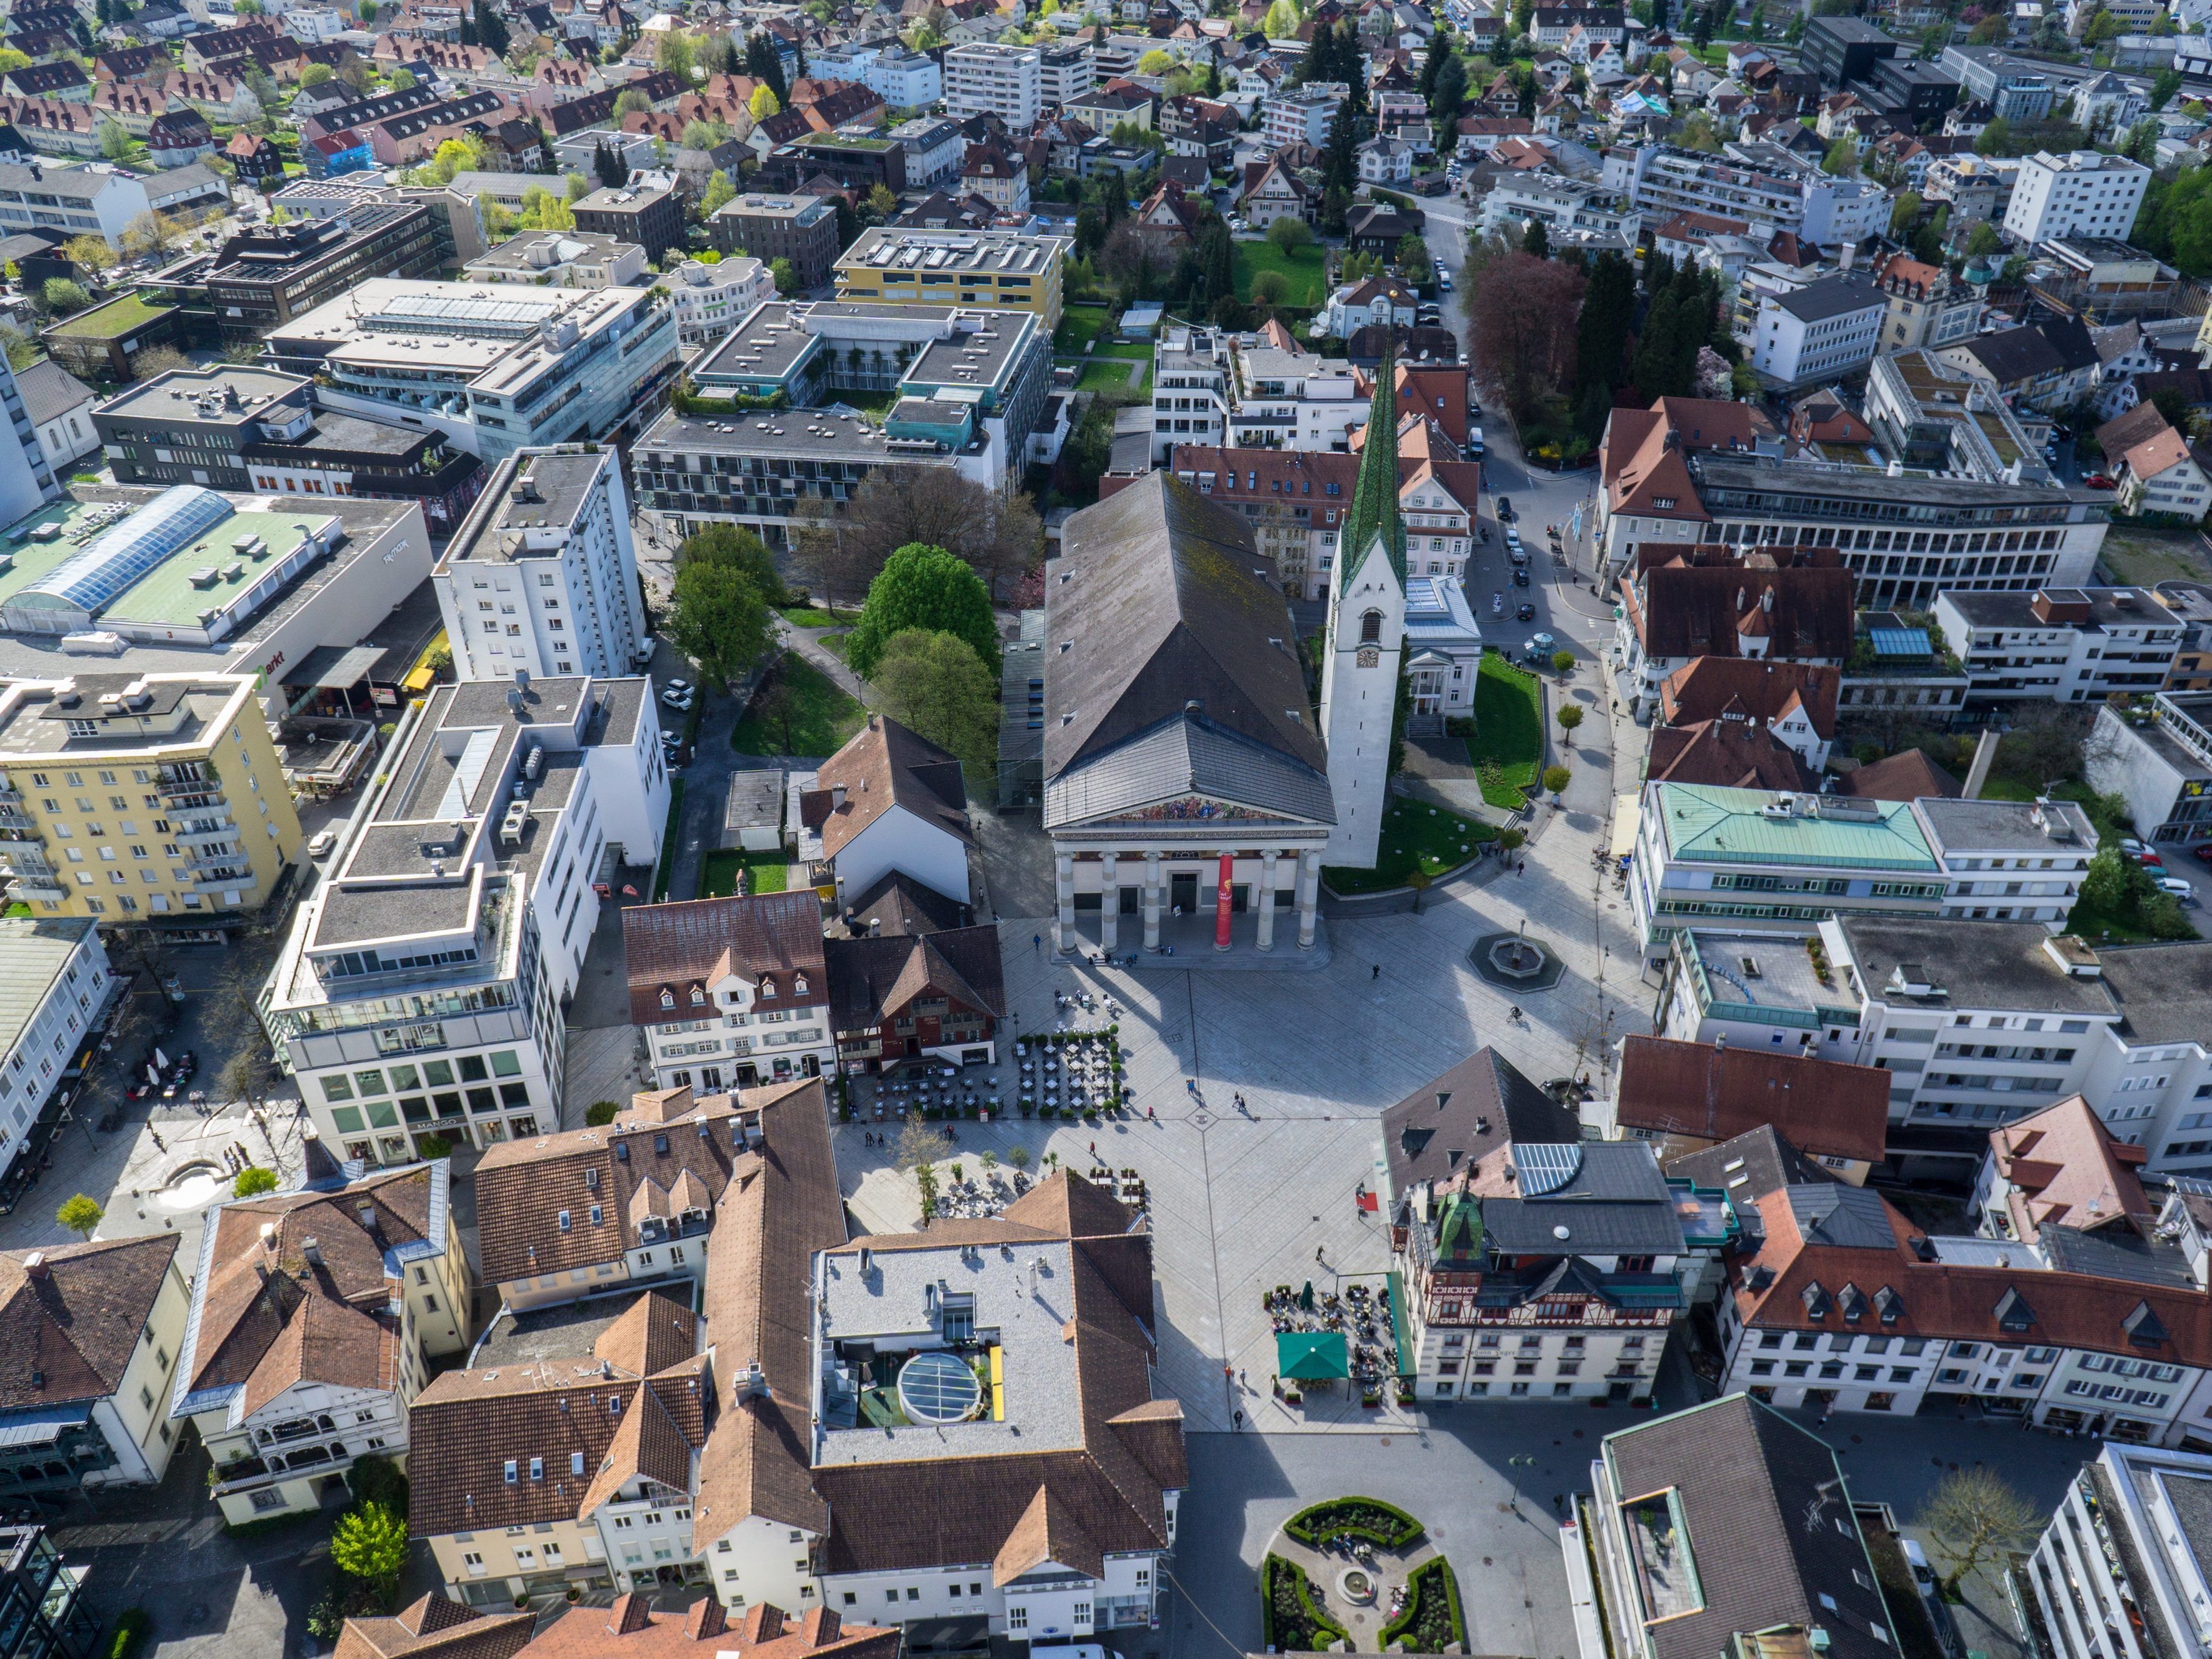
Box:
[1645,719,1817,791]
[1659,658,1840,741]
[1987,1095,2150,1242]
[1616,1036,1890,1165]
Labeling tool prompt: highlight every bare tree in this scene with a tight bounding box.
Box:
[795,469,1041,608]
[895,1119,951,1172]
[1996,701,2089,791]
[1914,1468,2041,1597]
[1468,250,1585,419]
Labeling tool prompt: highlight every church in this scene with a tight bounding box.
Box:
[1039,362,1409,951]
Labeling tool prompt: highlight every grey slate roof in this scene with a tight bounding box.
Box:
[1786,1182,1898,1250]
[1481,1143,1687,1254]
[12,358,90,429]
[1382,1047,1578,1193]
[1043,471,1330,829]
[2095,942,2212,1047]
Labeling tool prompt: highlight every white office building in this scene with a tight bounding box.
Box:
[0,918,113,1182]
[259,674,668,1163]
[2029,1444,2212,1659]
[2003,149,2151,247]
[434,446,647,685]
[1934,586,2185,705]
[808,43,942,108]
[1747,275,1887,388]
[1038,43,1096,108]
[1262,86,1347,149]
[944,43,1044,127]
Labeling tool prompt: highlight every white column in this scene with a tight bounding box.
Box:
[1255,849,1280,952]
[1142,851,1162,949]
[1100,853,1119,952]
[1053,852,1075,954]
[1296,849,1321,951]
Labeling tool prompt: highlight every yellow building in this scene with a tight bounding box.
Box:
[834,226,1071,331]
[0,671,301,929]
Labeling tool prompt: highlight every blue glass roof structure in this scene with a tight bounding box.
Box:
[896,1349,982,1425]
[1870,627,1933,658]
[17,486,233,618]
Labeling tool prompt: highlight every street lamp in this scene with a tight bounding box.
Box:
[1507,1453,1536,1517]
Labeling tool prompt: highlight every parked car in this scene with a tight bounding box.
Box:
[661,688,694,712]
[1516,601,1535,621]
[2194,843,2212,866]
[2157,876,2199,904]
[2084,473,2117,489]
[1513,566,1530,586]
[1496,496,1512,520]
[307,830,337,860]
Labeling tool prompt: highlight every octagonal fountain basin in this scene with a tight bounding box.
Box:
[156,1161,227,1212]
[1336,1567,1376,1606]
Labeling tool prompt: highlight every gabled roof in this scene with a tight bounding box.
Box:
[334,1595,535,1659]
[799,714,971,863]
[0,1235,179,1413]
[1381,1047,1578,1193]
[1988,1095,2150,1242]
[1659,658,1839,741]
[622,891,827,1028]
[511,1599,900,1659]
[1645,719,1817,790]
[823,925,1006,1031]
[1832,748,1960,802]
[1615,1035,1890,1165]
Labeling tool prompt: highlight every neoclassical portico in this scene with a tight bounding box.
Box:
[1039,474,1340,957]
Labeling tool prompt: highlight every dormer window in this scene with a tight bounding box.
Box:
[659,989,674,1010]
[689,985,705,1006]
[793,973,808,994]
[1652,496,1676,510]
[759,977,776,999]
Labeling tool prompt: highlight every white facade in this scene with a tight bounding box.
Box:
[1933,588,2186,704]
[0,354,60,525]
[640,966,835,1095]
[1262,86,1344,149]
[0,919,114,1184]
[944,43,1043,128]
[1038,44,1097,108]
[665,256,775,351]
[435,446,648,685]
[1748,279,1886,387]
[811,44,943,108]
[2003,149,2151,247]
[1316,489,1404,872]
[2030,1445,2212,1659]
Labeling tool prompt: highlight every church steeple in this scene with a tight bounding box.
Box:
[1339,347,1406,584]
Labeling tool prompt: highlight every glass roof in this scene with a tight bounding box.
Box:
[19,486,233,615]
[896,1350,981,1425]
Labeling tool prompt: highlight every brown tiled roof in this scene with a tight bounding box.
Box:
[1380,1047,1580,1195]
[822,925,1006,1033]
[1629,559,1855,662]
[798,716,973,863]
[2095,399,2170,464]
[1987,1095,2150,1242]
[0,1235,179,1412]
[1645,720,1817,791]
[512,1596,900,1659]
[334,1596,535,1659]
[406,1291,705,1537]
[183,1166,436,1411]
[1615,1035,1890,1166]
[622,891,828,1028]
[1664,663,1841,756]
[471,1086,752,1285]
[1832,748,1960,802]
[693,1078,846,1548]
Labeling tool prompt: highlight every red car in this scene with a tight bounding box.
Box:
[2132,849,2166,869]
[2084,473,2117,490]
[2194,844,2212,866]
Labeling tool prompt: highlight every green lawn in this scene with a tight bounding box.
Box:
[1325,799,1498,894]
[776,604,844,628]
[47,293,173,340]
[1076,359,1143,392]
[1233,241,1329,308]
[699,847,790,898]
[817,631,851,662]
[1054,304,1113,353]
[1467,651,1543,810]
[835,387,901,419]
[730,654,866,758]
[1092,340,1152,361]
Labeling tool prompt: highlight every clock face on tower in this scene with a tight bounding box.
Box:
[1357,648,1379,668]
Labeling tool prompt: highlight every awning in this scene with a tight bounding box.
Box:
[402,666,437,694]
[282,644,383,689]
[0,1408,88,1449]
[1276,1330,1349,1381]
[1610,793,1640,860]
[1388,1270,1414,1377]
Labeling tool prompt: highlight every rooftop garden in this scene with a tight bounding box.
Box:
[47,293,174,340]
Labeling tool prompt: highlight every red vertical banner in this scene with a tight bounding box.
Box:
[1215,852,1234,950]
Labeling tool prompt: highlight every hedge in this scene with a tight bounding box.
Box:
[1261,1554,1347,1653]
[1284,1496,1423,1550]
[1379,1558,1466,1654]
[107,1610,150,1659]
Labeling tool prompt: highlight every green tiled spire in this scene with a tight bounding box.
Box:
[1339,346,1406,586]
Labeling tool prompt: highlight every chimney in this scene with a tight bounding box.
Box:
[303,1237,323,1267]
[22,1252,46,1279]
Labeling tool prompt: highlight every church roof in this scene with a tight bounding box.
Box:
[1338,346,1407,586]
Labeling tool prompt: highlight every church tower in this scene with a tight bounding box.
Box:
[1317,352,1406,871]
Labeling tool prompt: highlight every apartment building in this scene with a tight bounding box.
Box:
[0,160,225,247]
[0,671,300,933]
[1604,140,1886,248]
[1262,84,1346,149]
[1614,545,1855,718]
[2004,149,2151,247]
[1747,275,1886,389]
[0,918,113,1187]
[464,231,647,290]
[1476,175,1642,253]
[1934,586,2184,705]
[263,279,679,465]
[2095,402,2211,520]
[0,1236,188,1501]
[1037,43,1095,108]
[2087,689,2212,848]
[887,117,963,189]
[1871,252,1982,351]
[834,227,1070,331]
[190,208,442,341]
[1384,1048,1730,1404]
[709,194,840,290]
[2029,1443,2212,1658]
[943,43,1042,127]
[434,446,647,685]
[807,43,941,108]
[259,676,667,1163]
[1942,44,2058,120]
[1148,327,1365,462]
[1863,349,2051,484]
[572,183,683,267]
[173,1160,470,1523]
[624,892,832,1092]
[665,256,774,351]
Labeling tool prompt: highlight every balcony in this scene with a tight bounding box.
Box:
[10,883,64,903]
[0,809,36,833]
[190,870,255,892]
[173,821,238,849]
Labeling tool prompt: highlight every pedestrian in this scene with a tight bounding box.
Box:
[1315,1245,1325,1264]
[1371,963,1381,979]
[1233,1409,1245,1431]
[1239,1369,1247,1388]
[1090,1140,1097,1155]
[1032,933,1041,953]
[1518,862,1526,876]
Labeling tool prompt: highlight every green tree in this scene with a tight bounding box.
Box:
[1248,268,1290,307]
[61,234,116,273]
[471,0,508,55]
[1677,111,1723,151]
[55,1195,101,1240]
[1889,190,1923,240]
[389,66,415,90]
[679,522,787,604]
[749,83,781,119]
[1430,50,1466,123]
[1541,764,1571,793]
[846,543,998,679]
[300,61,334,84]
[330,1503,409,1605]
[40,278,89,315]
[770,256,797,294]
[593,138,628,188]
[1521,217,1549,259]
[1823,137,1859,176]
[1974,114,2012,154]
[614,87,652,117]
[1262,0,1299,33]
[657,28,697,81]
[97,120,135,161]
[1965,219,2004,258]
[1556,703,1584,731]
[2078,844,2133,915]
[1265,213,1313,253]
[702,170,736,215]
[2153,66,2182,108]
[584,1101,621,1126]
[666,560,775,691]
[1419,29,1451,97]
[869,629,1000,779]
[233,1166,278,1199]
